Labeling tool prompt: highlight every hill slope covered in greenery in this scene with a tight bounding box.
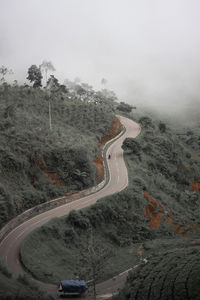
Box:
[20,107,200,294]
[114,239,200,300]
[0,82,116,227]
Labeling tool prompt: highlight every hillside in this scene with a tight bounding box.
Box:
[114,238,200,300]
[0,259,53,300]
[112,109,200,300]
[0,80,122,299]
[0,82,117,227]
[20,107,200,294]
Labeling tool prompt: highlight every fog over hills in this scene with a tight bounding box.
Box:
[1,0,200,110]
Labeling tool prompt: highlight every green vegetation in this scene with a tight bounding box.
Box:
[114,240,200,300]
[20,188,147,283]
[122,114,200,227]
[20,104,200,296]
[27,65,43,88]
[117,102,136,113]
[0,259,52,300]
[0,80,116,227]
[111,108,200,300]
[1,66,199,298]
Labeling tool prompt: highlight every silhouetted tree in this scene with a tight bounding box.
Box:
[27,65,42,88]
[46,75,59,92]
[117,102,135,113]
[159,122,166,133]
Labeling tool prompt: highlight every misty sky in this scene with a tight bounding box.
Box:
[1,0,200,108]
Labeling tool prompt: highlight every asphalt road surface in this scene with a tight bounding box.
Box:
[0,116,140,298]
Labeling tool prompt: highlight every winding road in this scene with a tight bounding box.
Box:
[0,116,140,297]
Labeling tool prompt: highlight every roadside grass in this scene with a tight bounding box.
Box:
[0,260,52,300]
[21,226,142,284]
[20,107,200,287]
[20,189,150,284]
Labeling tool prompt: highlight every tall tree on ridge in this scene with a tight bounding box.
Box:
[40,60,55,85]
[27,65,42,88]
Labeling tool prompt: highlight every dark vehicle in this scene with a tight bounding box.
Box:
[57,280,88,297]
[108,154,111,159]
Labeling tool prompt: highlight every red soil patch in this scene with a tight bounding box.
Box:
[93,116,123,182]
[27,117,122,186]
[183,230,192,237]
[187,222,200,231]
[137,244,144,257]
[98,116,123,149]
[143,191,164,228]
[143,191,199,236]
[43,172,62,186]
[149,211,164,229]
[26,171,36,185]
[93,153,104,182]
[191,182,200,194]
[165,216,173,225]
[173,223,184,234]
[37,158,62,186]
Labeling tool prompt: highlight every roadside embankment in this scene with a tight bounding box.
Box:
[94,116,123,182]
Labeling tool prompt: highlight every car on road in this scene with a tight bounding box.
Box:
[57,280,88,297]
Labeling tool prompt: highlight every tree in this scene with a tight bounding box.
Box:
[158,122,166,133]
[45,75,58,131]
[117,102,135,113]
[139,116,154,128]
[27,65,42,88]
[45,75,64,131]
[40,60,55,85]
[122,138,141,155]
[101,78,107,86]
[75,227,113,300]
[0,65,13,83]
[46,75,60,92]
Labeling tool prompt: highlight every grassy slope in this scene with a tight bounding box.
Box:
[0,260,53,300]
[20,106,200,290]
[0,84,114,226]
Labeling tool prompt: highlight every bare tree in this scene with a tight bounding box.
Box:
[40,60,55,85]
[75,227,113,300]
[0,65,13,83]
[45,75,61,131]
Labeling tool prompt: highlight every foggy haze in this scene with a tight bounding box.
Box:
[1,0,200,109]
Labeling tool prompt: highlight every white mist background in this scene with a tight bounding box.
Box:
[1,0,200,112]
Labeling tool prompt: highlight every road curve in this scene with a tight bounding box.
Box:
[0,116,140,296]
